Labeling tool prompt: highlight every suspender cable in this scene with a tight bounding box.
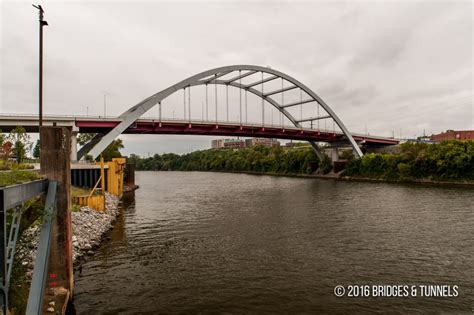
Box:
[271,107,274,126]
[300,89,303,128]
[317,103,320,130]
[270,80,274,126]
[215,83,218,123]
[245,89,248,124]
[226,84,229,122]
[205,84,209,121]
[261,71,264,127]
[188,85,191,122]
[239,70,242,125]
[281,78,284,127]
[183,87,186,121]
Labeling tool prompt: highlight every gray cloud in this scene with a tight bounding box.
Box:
[0,1,472,155]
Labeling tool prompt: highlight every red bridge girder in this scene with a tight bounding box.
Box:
[75,120,399,145]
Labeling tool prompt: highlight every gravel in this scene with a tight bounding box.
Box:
[71,193,120,262]
[16,192,121,280]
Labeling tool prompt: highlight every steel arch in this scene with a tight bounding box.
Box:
[83,65,363,159]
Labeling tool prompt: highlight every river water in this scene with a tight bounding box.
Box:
[72,172,473,313]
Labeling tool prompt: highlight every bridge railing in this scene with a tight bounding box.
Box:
[0,179,58,315]
[0,113,399,142]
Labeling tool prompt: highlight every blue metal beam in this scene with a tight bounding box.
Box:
[0,179,48,314]
[26,181,57,315]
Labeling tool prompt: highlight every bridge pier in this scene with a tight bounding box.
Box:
[331,147,339,162]
[40,126,73,313]
[70,126,79,162]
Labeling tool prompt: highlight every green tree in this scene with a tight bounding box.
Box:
[33,140,40,158]
[100,139,124,161]
[0,129,5,148]
[77,133,124,162]
[319,154,332,174]
[342,140,474,181]
[8,127,32,163]
[13,141,26,163]
[77,133,96,146]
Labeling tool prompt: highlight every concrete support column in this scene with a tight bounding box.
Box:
[70,126,79,162]
[40,126,73,312]
[331,147,339,162]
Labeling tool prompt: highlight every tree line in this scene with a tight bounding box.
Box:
[128,140,474,181]
[128,144,322,175]
[343,140,474,181]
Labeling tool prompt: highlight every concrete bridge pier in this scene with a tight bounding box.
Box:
[331,147,339,162]
[70,126,79,162]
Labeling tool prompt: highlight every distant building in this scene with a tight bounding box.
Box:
[245,138,280,147]
[431,130,474,142]
[212,138,245,149]
[211,139,225,149]
[212,137,280,149]
[224,139,245,149]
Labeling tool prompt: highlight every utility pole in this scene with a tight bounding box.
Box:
[33,4,48,127]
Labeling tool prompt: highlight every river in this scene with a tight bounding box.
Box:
[71,171,473,313]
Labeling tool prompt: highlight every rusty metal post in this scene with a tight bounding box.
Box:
[39,126,73,312]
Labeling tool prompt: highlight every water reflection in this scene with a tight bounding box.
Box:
[72,172,473,313]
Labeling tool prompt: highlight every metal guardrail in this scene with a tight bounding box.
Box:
[0,179,49,315]
[26,181,57,315]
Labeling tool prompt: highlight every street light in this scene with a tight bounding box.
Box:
[32,4,48,127]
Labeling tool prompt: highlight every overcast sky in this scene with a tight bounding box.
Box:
[1,0,472,156]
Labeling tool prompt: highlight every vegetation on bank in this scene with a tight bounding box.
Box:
[343,140,474,181]
[128,140,474,182]
[128,144,322,175]
[0,170,40,187]
[78,133,124,162]
[0,127,35,164]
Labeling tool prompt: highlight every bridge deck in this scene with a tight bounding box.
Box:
[0,115,399,145]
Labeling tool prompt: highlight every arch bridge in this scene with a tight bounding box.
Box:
[82,65,364,159]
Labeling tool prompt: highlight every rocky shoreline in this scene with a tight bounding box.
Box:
[71,193,120,262]
[17,192,121,281]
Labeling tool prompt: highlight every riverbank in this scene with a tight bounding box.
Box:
[10,192,121,313]
[129,140,474,186]
[71,193,120,262]
[337,174,474,188]
[18,192,120,268]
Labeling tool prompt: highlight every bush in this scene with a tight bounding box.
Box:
[341,140,474,181]
[319,154,332,174]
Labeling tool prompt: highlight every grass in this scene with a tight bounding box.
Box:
[71,185,92,197]
[71,186,97,211]
[0,170,41,187]
[0,159,35,171]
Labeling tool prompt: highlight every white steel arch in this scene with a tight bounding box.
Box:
[82,65,363,159]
